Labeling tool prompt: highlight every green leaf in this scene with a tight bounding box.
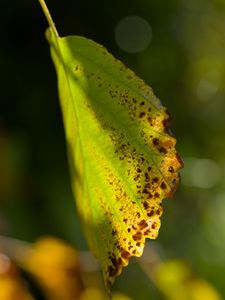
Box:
[46,28,183,291]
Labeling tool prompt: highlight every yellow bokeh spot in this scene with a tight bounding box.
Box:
[188,279,222,300]
[25,237,82,300]
[0,254,34,300]
[155,260,222,300]
[0,278,34,300]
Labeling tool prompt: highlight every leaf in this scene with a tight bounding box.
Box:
[46,28,183,291]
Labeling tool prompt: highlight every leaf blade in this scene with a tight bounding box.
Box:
[46,28,183,290]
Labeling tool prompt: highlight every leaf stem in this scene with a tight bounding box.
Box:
[38,0,59,37]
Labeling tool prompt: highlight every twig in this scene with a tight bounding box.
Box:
[38,0,59,37]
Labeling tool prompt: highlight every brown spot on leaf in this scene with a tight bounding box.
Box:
[134,174,140,181]
[117,258,123,266]
[154,192,160,198]
[145,183,150,189]
[159,147,167,154]
[162,111,171,128]
[108,266,117,277]
[168,166,174,173]
[139,112,145,118]
[132,232,142,241]
[138,220,148,230]
[153,177,159,183]
[144,229,150,236]
[153,138,159,146]
[143,201,149,209]
[147,210,154,217]
[147,117,153,125]
[160,182,167,190]
[110,256,117,266]
[156,208,162,215]
[112,229,117,236]
[151,222,157,229]
[147,192,153,199]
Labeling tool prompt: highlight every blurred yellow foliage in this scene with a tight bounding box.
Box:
[25,237,83,300]
[155,260,222,300]
[0,236,134,300]
[0,253,34,300]
[187,279,222,300]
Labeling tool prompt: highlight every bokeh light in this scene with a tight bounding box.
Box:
[181,158,222,189]
[115,16,152,53]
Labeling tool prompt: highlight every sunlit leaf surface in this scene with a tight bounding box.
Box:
[46,28,183,290]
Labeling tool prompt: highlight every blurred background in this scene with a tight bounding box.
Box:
[1,0,225,299]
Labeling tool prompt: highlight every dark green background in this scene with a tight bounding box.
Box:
[1,0,225,299]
